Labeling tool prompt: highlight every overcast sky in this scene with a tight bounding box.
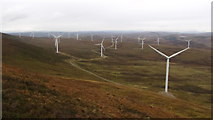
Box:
[1,0,211,32]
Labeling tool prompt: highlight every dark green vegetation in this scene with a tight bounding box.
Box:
[2,33,211,118]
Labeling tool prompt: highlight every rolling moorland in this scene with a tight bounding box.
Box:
[2,32,211,118]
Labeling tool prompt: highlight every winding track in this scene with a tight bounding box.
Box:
[59,52,122,85]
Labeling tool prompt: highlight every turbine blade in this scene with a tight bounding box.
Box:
[56,35,62,38]
[95,44,101,45]
[115,36,119,40]
[168,48,189,58]
[50,33,56,38]
[149,45,169,58]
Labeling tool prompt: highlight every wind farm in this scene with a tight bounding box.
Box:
[1,0,211,119]
[2,31,211,118]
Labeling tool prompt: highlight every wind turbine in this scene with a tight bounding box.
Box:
[19,33,22,38]
[95,38,105,57]
[30,32,34,39]
[51,34,62,53]
[114,36,119,50]
[149,45,189,93]
[185,40,191,48]
[151,32,160,45]
[76,33,79,40]
[120,34,123,43]
[157,37,160,45]
[68,32,70,38]
[110,35,115,48]
[138,37,146,50]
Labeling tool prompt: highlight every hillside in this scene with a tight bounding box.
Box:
[2,33,211,118]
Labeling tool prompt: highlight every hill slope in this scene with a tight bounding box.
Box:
[2,34,211,118]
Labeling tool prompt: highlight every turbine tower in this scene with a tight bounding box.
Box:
[95,39,105,57]
[153,32,160,45]
[149,45,189,93]
[157,37,160,45]
[51,34,62,53]
[76,33,79,40]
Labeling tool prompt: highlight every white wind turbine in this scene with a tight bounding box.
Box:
[19,33,22,38]
[151,32,160,45]
[141,38,146,50]
[185,40,191,48]
[120,34,123,43]
[76,33,79,40]
[95,39,105,57]
[149,45,189,93]
[114,36,119,50]
[51,34,62,53]
[138,37,146,50]
[68,32,70,38]
[157,37,160,45]
[110,35,115,48]
[30,32,34,39]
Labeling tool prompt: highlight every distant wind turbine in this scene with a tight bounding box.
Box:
[110,35,115,48]
[138,37,146,50]
[51,34,62,53]
[120,34,123,42]
[157,37,160,45]
[114,36,119,50]
[185,40,191,48]
[76,33,79,40]
[68,32,70,38]
[19,33,21,38]
[95,38,105,57]
[149,45,189,93]
[150,32,160,45]
[30,32,34,39]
